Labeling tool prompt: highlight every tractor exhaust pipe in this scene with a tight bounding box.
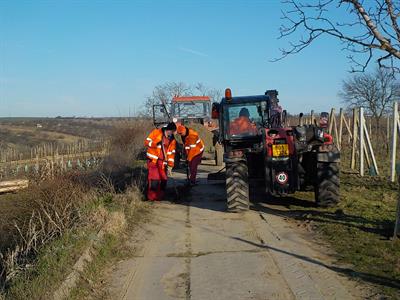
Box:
[299,113,304,126]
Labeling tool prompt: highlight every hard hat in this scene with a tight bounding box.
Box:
[177,125,187,135]
[164,122,177,131]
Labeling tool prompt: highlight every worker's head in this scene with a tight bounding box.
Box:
[163,122,177,138]
[239,107,250,118]
[177,125,187,136]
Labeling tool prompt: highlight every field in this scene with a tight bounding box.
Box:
[0,117,121,161]
[0,115,399,299]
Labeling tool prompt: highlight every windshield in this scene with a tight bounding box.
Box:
[226,104,263,138]
[172,101,210,118]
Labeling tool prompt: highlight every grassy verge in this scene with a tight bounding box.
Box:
[286,173,400,299]
[4,228,93,299]
[69,189,150,299]
[1,187,150,300]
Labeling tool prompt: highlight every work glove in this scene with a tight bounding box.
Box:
[167,168,173,177]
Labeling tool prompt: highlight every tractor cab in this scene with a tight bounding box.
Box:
[151,96,211,128]
[212,89,286,151]
[172,96,211,125]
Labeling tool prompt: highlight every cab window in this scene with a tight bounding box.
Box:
[227,104,261,137]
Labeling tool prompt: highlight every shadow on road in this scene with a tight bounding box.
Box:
[164,174,398,293]
[231,236,400,291]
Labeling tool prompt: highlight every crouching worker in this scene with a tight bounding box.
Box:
[177,125,204,185]
[144,122,177,201]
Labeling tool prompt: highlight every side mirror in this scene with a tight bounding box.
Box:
[211,103,220,119]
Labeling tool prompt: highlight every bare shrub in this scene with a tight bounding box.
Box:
[106,119,151,167]
[0,175,89,289]
[98,119,150,193]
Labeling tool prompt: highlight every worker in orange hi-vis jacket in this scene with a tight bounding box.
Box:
[229,107,257,136]
[177,125,204,185]
[144,122,177,201]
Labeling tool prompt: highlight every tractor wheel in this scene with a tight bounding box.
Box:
[315,162,340,207]
[226,160,249,212]
[215,143,223,166]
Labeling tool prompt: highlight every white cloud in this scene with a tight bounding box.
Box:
[178,47,208,57]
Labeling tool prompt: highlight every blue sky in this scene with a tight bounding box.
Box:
[0,0,367,117]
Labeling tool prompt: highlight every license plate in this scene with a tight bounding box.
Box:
[272,144,289,157]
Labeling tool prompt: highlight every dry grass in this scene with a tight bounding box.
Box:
[0,173,148,299]
[0,118,152,297]
[105,118,151,168]
[0,175,89,289]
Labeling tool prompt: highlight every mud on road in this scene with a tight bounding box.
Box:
[106,161,365,300]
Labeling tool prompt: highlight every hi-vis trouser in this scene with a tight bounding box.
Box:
[147,159,168,201]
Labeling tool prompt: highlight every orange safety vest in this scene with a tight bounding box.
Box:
[144,128,176,167]
[229,116,257,135]
[183,128,205,161]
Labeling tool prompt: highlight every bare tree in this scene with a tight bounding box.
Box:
[142,82,222,117]
[278,0,400,72]
[195,82,223,103]
[339,67,400,129]
[142,82,192,116]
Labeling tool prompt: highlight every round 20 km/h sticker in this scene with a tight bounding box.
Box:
[276,172,288,184]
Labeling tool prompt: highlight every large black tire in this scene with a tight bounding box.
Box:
[226,160,249,212]
[215,143,223,166]
[315,162,340,207]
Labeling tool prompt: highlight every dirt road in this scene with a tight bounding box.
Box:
[107,162,362,300]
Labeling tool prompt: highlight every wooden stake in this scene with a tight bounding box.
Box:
[360,107,365,176]
[338,108,344,150]
[351,108,358,170]
[391,102,398,182]
[329,108,335,134]
[363,116,379,175]
[342,114,353,139]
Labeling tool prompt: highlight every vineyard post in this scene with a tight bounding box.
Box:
[362,114,379,175]
[351,108,358,170]
[338,108,344,150]
[359,107,365,177]
[391,102,399,182]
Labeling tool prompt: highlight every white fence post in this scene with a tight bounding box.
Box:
[351,108,358,170]
[362,114,379,175]
[391,102,398,182]
[359,107,365,177]
[338,108,344,150]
